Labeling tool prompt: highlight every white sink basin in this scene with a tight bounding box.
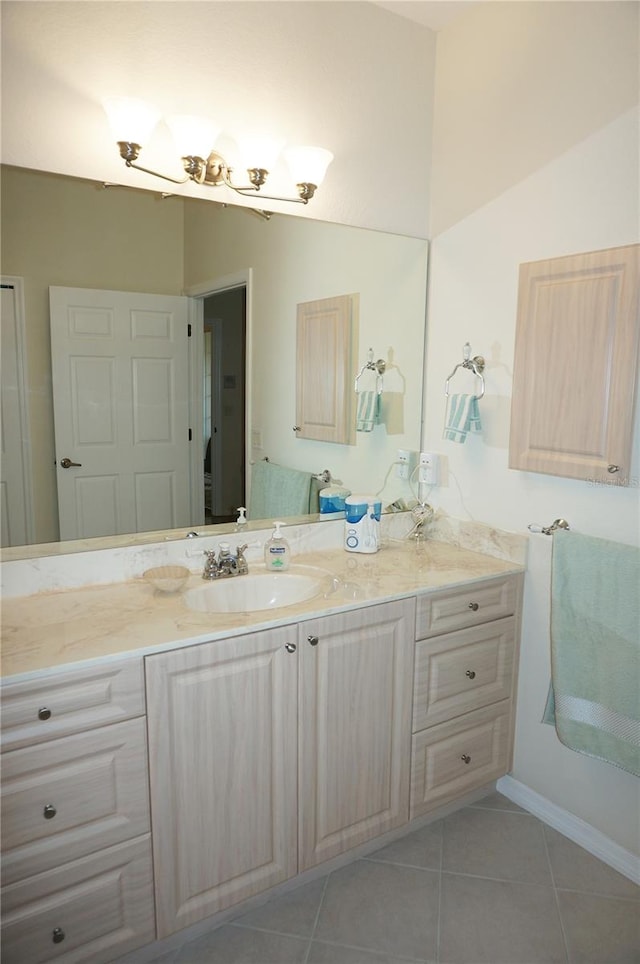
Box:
[183,567,329,614]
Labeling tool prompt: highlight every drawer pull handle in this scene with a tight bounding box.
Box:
[52,927,65,944]
[308,635,319,647]
[43,803,57,820]
[461,754,471,764]
[38,707,52,721]
[285,643,296,653]
[468,602,479,611]
[465,670,476,679]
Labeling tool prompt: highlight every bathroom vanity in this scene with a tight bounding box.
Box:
[0,533,524,963]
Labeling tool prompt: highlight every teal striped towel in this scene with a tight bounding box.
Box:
[543,530,640,776]
[443,393,482,442]
[356,391,380,432]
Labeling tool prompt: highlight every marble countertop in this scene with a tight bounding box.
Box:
[0,540,523,682]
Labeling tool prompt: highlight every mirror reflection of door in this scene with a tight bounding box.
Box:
[49,287,192,540]
[203,287,246,524]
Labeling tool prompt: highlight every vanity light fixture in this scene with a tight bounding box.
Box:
[103,97,333,205]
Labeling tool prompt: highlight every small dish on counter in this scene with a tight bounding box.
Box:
[143,565,190,593]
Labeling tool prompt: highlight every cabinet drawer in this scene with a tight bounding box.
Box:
[1,658,145,752]
[1,718,150,885]
[413,616,515,730]
[1,834,155,964]
[410,701,511,819]
[415,575,518,639]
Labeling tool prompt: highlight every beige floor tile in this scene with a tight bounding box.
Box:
[231,875,328,937]
[470,790,526,812]
[365,820,443,870]
[439,873,567,963]
[314,858,439,961]
[176,923,310,963]
[307,940,430,963]
[557,890,640,964]
[544,826,640,900]
[442,806,552,884]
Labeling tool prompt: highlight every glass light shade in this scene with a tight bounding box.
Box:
[165,114,221,158]
[103,96,160,145]
[284,146,333,186]
[236,135,284,172]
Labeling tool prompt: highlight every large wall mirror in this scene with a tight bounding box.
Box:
[1,165,429,559]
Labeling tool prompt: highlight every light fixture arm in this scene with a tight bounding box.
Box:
[116,143,317,204]
[118,142,192,185]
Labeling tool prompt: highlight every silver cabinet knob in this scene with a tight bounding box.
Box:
[608,464,620,473]
[43,803,57,820]
[293,426,301,432]
[465,670,476,679]
[461,754,471,764]
[52,927,65,944]
[38,707,52,720]
[468,602,479,612]
[285,643,296,653]
[307,635,319,647]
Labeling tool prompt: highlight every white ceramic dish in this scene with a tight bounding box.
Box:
[143,565,190,593]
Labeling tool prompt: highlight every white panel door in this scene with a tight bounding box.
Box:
[50,287,190,540]
[1,281,32,547]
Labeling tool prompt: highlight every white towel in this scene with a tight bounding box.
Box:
[443,393,482,443]
[356,391,380,432]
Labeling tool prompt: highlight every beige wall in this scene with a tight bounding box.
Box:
[430,1,639,234]
[424,1,639,853]
[183,202,428,504]
[0,168,185,542]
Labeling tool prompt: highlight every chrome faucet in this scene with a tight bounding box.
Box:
[202,543,250,580]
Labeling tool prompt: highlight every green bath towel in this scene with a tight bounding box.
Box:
[543,529,640,776]
[248,460,312,521]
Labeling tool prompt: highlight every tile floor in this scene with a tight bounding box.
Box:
[149,793,639,964]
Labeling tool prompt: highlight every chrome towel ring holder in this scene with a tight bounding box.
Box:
[444,342,485,400]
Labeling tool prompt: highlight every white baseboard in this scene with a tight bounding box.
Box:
[497,775,640,885]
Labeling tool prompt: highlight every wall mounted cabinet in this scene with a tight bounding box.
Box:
[509,244,639,483]
[295,293,358,444]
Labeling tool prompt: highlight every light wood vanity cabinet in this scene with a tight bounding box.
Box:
[0,657,155,964]
[0,571,522,958]
[410,574,522,818]
[145,598,415,938]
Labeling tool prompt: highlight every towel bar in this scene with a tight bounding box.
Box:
[528,519,570,535]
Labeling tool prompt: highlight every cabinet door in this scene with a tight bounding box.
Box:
[145,627,298,938]
[1,835,155,964]
[299,598,415,871]
[295,293,357,444]
[509,244,639,483]
[2,718,149,885]
[410,701,511,819]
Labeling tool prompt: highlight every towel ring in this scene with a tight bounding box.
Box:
[444,342,485,399]
[355,348,386,395]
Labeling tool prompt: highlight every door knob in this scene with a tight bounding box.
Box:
[60,457,82,469]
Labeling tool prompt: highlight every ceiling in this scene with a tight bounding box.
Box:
[372,1,479,31]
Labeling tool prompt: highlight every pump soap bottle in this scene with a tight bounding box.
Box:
[264,521,290,571]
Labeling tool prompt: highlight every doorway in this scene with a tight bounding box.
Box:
[202,287,246,524]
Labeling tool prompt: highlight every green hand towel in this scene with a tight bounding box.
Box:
[544,530,640,776]
[248,460,312,521]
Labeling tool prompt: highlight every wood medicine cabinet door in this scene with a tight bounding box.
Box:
[509,244,639,484]
[295,293,357,445]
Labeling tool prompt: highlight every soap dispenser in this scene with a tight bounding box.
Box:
[264,521,290,571]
